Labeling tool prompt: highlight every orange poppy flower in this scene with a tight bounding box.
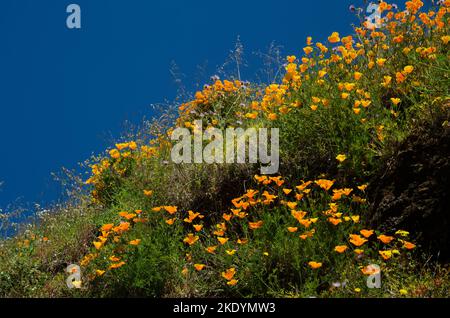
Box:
[403,241,416,250]
[298,219,313,228]
[165,218,176,225]
[194,264,206,271]
[109,261,126,269]
[183,234,199,246]
[143,190,153,197]
[286,202,298,209]
[164,206,178,215]
[222,213,233,221]
[193,224,203,232]
[378,235,394,244]
[328,32,340,43]
[334,245,348,253]
[101,224,114,232]
[218,237,229,245]
[205,246,218,254]
[221,267,236,280]
[349,234,368,247]
[308,261,323,269]
[360,229,374,238]
[237,238,248,245]
[328,217,342,226]
[287,227,298,233]
[93,241,104,250]
[249,221,263,230]
[315,179,334,191]
[109,255,120,262]
[129,239,141,246]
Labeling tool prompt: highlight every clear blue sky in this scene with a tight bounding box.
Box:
[0,0,360,209]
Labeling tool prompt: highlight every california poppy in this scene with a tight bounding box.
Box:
[308,261,323,269]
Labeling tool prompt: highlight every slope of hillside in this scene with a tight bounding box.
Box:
[0,0,449,298]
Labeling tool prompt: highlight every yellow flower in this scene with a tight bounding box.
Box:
[109,149,120,159]
[379,250,393,260]
[341,92,350,99]
[287,55,296,63]
[93,241,104,250]
[395,230,410,237]
[391,98,401,105]
[354,288,361,293]
[227,279,238,286]
[218,237,229,245]
[226,249,237,256]
[381,75,392,87]
[287,227,298,233]
[361,100,371,108]
[95,269,106,276]
[286,201,298,209]
[283,188,292,195]
[403,65,414,74]
[318,70,327,78]
[336,154,346,163]
[376,58,387,66]
[143,190,153,197]
[399,289,408,295]
[308,261,322,269]
[353,108,361,114]
[441,35,450,45]
[357,184,368,191]
[194,264,206,271]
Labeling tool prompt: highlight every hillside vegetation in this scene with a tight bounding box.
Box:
[0,0,449,298]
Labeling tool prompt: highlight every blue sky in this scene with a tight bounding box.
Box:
[0,0,360,209]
